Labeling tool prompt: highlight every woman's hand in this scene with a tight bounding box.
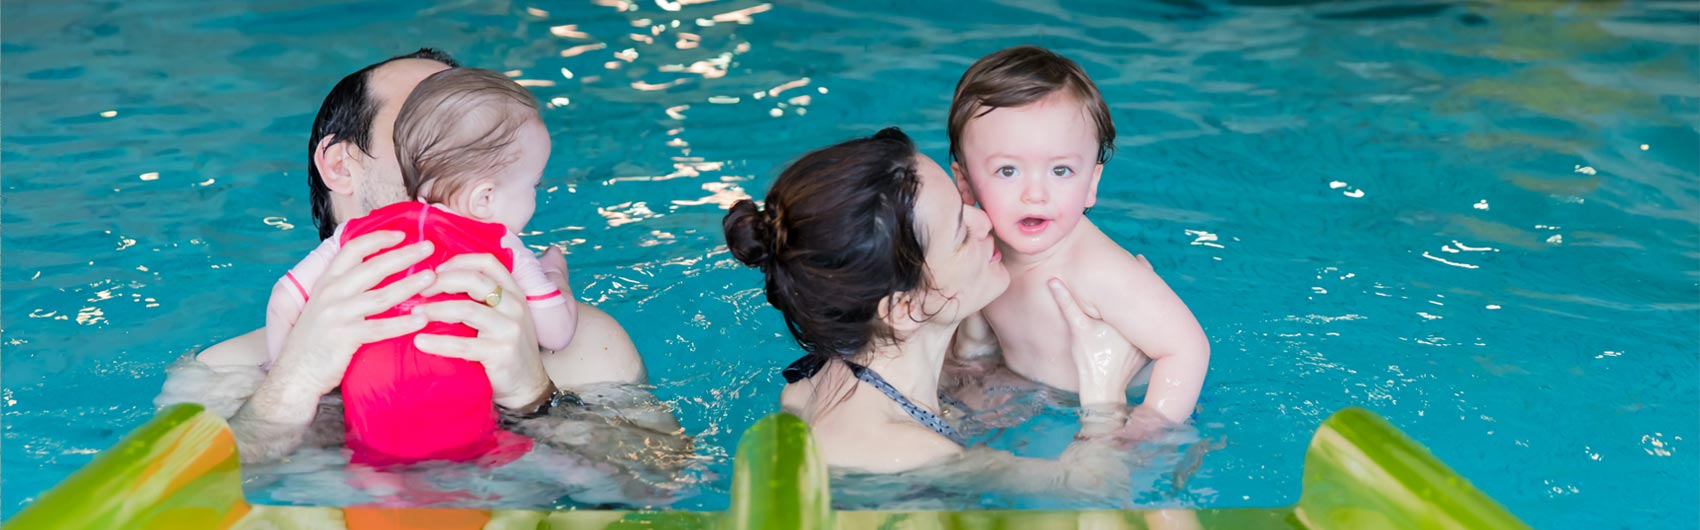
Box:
[1047,278,1142,408]
[1048,277,1154,439]
[414,253,553,411]
[1056,436,1134,500]
[1050,278,1185,442]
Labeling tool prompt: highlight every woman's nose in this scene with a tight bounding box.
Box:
[968,206,993,237]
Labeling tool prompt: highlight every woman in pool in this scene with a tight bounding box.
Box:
[723,128,1134,502]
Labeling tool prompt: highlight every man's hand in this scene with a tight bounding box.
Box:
[270,231,435,395]
[233,230,434,462]
[415,253,553,411]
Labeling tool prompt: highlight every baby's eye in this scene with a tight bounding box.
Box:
[996,166,1018,178]
[1052,166,1074,177]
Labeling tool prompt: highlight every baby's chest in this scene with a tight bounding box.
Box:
[982,277,1076,360]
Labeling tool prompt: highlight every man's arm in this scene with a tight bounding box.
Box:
[196,329,268,367]
[543,305,647,388]
[532,247,679,433]
[157,336,267,418]
[182,232,436,463]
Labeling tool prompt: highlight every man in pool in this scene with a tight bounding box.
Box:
[156,49,692,503]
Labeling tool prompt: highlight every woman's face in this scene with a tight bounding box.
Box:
[911,153,1010,323]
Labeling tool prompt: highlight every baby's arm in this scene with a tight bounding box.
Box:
[503,234,578,351]
[949,311,1001,361]
[263,233,345,362]
[1089,255,1210,426]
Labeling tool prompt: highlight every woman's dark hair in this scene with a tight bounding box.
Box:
[307,48,460,240]
[723,127,929,359]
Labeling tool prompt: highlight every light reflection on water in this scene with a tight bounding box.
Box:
[2,0,1696,527]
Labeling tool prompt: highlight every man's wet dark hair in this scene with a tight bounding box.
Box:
[307,48,460,240]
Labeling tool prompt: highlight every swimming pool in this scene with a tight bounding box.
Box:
[3,0,1694,527]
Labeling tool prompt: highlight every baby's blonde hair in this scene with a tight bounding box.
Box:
[393,67,540,203]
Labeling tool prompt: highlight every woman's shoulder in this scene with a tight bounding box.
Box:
[817,417,961,474]
[779,379,812,416]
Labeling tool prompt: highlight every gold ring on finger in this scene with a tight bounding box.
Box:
[483,285,503,308]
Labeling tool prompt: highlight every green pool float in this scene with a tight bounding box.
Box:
[5,405,1526,529]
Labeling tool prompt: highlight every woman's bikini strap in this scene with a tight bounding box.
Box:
[782,354,966,445]
[844,361,966,445]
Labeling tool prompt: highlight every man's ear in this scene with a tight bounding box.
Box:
[876,291,925,336]
[315,135,357,196]
[951,161,977,206]
[465,180,498,220]
[1085,163,1103,209]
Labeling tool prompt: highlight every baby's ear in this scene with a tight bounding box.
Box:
[951,161,977,206]
[466,180,498,220]
[1085,163,1103,209]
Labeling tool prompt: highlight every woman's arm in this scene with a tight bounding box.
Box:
[913,440,1132,502]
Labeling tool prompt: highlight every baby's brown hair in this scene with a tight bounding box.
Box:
[947,46,1115,165]
[394,67,540,203]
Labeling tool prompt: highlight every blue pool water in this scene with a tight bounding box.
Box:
[3,0,1696,526]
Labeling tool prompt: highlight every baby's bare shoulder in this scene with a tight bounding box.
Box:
[1071,238,1164,295]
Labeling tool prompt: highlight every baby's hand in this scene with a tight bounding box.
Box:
[540,245,571,292]
[953,312,998,359]
[945,313,1000,389]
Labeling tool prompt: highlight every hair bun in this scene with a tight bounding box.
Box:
[723,199,774,268]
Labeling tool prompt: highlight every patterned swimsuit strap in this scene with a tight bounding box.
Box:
[842,360,966,445]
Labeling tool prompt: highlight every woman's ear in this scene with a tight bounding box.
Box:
[465,180,498,220]
[877,291,925,336]
[314,135,357,196]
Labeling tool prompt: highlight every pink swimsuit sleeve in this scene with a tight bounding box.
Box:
[284,225,346,303]
[501,232,567,309]
[501,233,577,351]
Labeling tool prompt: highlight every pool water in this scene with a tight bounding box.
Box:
[3,0,1696,527]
